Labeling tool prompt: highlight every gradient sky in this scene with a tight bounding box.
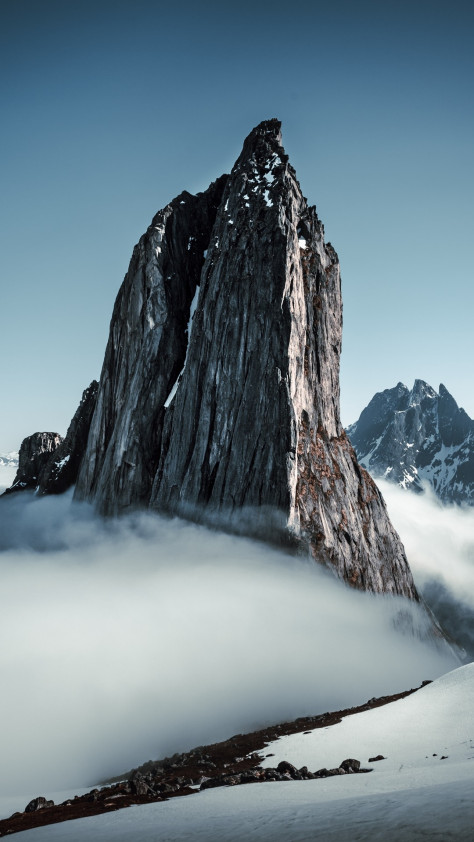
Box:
[1,0,473,452]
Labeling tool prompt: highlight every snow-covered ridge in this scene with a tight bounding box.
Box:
[7,665,474,840]
[347,380,474,505]
[262,663,474,775]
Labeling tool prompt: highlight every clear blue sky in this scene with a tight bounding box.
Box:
[1,0,473,452]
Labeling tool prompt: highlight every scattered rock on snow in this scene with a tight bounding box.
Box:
[340,758,361,772]
[24,797,54,813]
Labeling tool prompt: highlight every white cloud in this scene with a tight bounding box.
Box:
[378,480,474,659]
[0,492,456,796]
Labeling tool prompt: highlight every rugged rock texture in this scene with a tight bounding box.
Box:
[347,380,474,505]
[37,381,99,495]
[74,178,227,510]
[73,119,418,599]
[3,432,63,494]
[2,382,98,497]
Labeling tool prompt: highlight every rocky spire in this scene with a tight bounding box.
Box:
[147,119,417,597]
[73,120,418,599]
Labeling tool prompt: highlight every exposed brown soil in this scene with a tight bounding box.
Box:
[0,681,429,838]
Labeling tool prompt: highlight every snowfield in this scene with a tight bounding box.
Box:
[12,663,474,841]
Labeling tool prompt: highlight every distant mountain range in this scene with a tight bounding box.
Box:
[0,452,19,493]
[0,452,18,468]
[347,380,474,505]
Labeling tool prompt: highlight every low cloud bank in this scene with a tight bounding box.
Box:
[378,480,474,660]
[0,492,456,797]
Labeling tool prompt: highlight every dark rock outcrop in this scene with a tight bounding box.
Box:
[347,380,474,505]
[24,797,54,812]
[73,119,418,599]
[3,432,63,494]
[2,382,98,497]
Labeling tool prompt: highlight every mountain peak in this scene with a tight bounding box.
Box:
[411,379,436,399]
[245,118,282,144]
[438,383,453,398]
[348,379,474,504]
[11,121,419,600]
[237,119,285,171]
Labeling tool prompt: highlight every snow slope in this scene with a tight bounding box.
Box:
[12,664,474,841]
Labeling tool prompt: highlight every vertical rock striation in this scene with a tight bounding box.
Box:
[149,120,417,598]
[74,178,227,511]
[74,119,417,599]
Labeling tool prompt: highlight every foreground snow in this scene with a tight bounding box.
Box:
[13,664,474,840]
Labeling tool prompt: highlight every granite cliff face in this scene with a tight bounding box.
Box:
[347,380,474,505]
[74,120,417,599]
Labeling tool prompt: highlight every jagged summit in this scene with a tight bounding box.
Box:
[241,118,282,149]
[411,379,437,401]
[72,121,419,598]
[4,121,420,599]
[347,380,474,504]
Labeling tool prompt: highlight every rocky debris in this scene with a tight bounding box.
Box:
[24,797,54,812]
[347,379,474,505]
[2,432,63,494]
[368,754,386,762]
[200,758,371,790]
[0,681,426,838]
[70,118,418,600]
[1,382,98,498]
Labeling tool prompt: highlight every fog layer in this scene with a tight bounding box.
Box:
[0,492,455,796]
[379,480,474,660]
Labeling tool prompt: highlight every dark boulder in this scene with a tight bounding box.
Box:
[340,758,361,772]
[24,797,54,812]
